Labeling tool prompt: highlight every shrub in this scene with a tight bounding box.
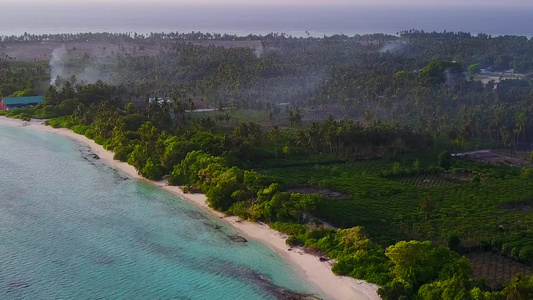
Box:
[45,116,75,128]
[85,128,96,139]
[11,88,37,97]
[270,222,307,235]
[58,98,81,115]
[102,139,113,150]
[446,234,461,251]
[468,63,481,75]
[34,105,61,119]
[522,168,533,179]
[286,236,304,246]
[113,148,131,162]
[413,160,420,173]
[141,158,164,180]
[227,201,248,219]
[92,135,108,146]
[14,113,31,121]
[439,151,452,170]
[182,184,202,194]
[71,124,90,135]
[392,162,401,175]
[519,247,533,261]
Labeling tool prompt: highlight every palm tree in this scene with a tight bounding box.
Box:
[503,275,529,300]
[268,126,281,160]
[295,130,308,152]
[419,195,434,223]
[516,111,528,143]
[171,97,185,123]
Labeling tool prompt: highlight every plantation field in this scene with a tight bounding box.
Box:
[393,173,469,188]
[265,156,533,255]
[466,251,533,288]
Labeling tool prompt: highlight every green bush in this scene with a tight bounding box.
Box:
[519,247,533,261]
[14,113,31,121]
[45,116,75,128]
[286,235,304,246]
[58,99,81,115]
[102,139,113,150]
[270,222,307,235]
[141,158,164,180]
[227,201,248,219]
[438,151,452,170]
[446,234,461,251]
[522,168,533,179]
[182,184,202,193]
[113,148,131,162]
[85,128,96,139]
[92,135,108,146]
[71,124,90,135]
[11,88,37,97]
[34,105,61,119]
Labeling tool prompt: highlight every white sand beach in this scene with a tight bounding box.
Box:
[0,116,380,300]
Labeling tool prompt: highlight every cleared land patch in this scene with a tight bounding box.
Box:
[287,185,348,200]
[499,199,533,212]
[456,150,530,166]
[466,251,533,289]
[2,40,262,62]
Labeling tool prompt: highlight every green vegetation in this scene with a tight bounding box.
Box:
[0,59,48,98]
[3,30,533,299]
[468,64,482,75]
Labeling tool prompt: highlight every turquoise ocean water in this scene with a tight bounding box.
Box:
[0,125,316,299]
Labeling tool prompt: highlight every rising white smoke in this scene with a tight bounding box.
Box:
[379,40,408,54]
[50,45,67,85]
[48,46,115,85]
[78,66,104,84]
[254,44,264,58]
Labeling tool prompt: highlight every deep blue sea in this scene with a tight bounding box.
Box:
[0,3,532,37]
[0,125,316,299]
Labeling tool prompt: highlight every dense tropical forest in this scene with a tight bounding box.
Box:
[2,30,533,299]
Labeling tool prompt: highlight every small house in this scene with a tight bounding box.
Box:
[148,97,169,104]
[504,69,515,74]
[0,96,44,111]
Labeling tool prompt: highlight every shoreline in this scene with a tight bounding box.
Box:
[0,116,380,300]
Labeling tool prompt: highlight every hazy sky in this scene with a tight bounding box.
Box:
[1,0,532,37]
[0,0,532,6]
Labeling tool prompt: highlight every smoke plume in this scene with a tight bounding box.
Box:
[48,45,115,86]
[50,45,67,85]
[254,45,264,58]
[77,65,113,85]
[379,40,408,54]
